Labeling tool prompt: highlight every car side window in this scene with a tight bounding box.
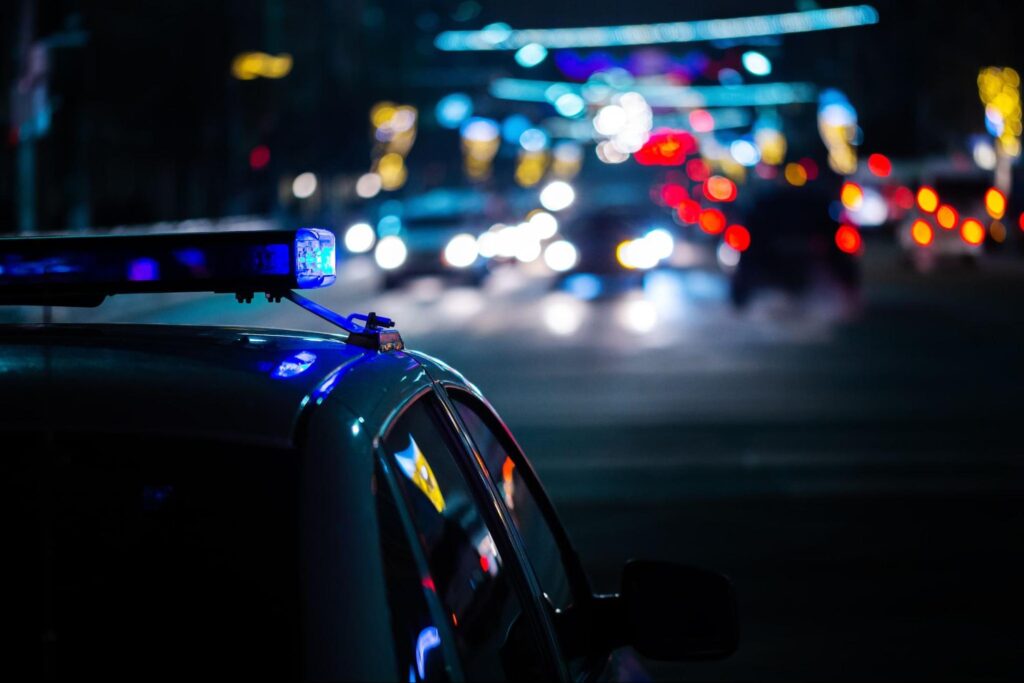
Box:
[374,460,452,682]
[447,391,580,612]
[383,393,554,681]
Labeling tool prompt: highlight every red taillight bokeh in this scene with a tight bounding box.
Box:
[660,183,688,208]
[867,153,892,177]
[249,145,271,170]
[984,188,1007,219]
[961,219,985,245]
[704,176,738,202]
[698,208,727,235]
[634,129,696,166]
[835,225,862,254]
[724,225,751,252]
[917,186,939,213]
[911,219,934,246]
[686,158,710,182]
[676,199,702,224]
[936,205,958,230]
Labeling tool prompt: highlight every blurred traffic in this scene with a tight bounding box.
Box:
[4,2,1024,679]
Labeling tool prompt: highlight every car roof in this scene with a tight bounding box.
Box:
[0,323,441,448]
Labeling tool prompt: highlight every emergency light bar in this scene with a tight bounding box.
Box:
[0,228,336,306]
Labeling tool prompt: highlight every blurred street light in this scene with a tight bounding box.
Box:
[539,181,575,211]
[291,172,317,199]
[231,52,293,80]
[435,5,879,51]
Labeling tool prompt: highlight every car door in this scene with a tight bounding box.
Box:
[375,389,566,681]
[440,387,620,682]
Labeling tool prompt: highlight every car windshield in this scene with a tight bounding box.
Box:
[3,432,300,679]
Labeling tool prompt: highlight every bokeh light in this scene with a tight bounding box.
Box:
[835,225,862,254]
[911,219,934,246]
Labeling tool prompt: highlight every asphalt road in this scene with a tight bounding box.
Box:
[10,246,1024,680]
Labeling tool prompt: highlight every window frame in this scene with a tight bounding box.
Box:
[440,385,620,683]
[440,386,594,604]
[374,386,568,682]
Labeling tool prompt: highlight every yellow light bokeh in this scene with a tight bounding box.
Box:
[916,187,939,213]
[840,182,863,210]
[784,163,807,186]
[911,219,934,246]
[985,188,1007,219]
[231,52,293,80]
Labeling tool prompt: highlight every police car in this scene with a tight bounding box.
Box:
[1,229,737,681]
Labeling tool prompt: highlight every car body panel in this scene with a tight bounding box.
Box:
[0,324,370,448]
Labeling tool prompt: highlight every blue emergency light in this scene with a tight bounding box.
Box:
[0,228,336,305]
[0,228,403,351]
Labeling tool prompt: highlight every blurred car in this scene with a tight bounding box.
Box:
[1,230,738,681]
[554,206,677,298]
[897,173,993,270]
[368,188,492,289]
[730,186,859,309]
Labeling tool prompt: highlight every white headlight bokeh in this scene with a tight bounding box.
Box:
[344,223,376,254]
[539,181,576,211]
[543,240,579,272]
[527,211,559,240]
[644,228,675,261]
[444,233,479,268]
[374,235,408,270]
[619,298,659,334]
[292,172,318,199]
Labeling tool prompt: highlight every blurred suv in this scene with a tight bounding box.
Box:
[730,186,859,309]
[897,173,993,271]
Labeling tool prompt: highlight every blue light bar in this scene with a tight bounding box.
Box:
[0,228,336,306]
[490,78,818,108]
[435,5,879,51]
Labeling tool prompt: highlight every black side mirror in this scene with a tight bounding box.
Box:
[620,560,738,661]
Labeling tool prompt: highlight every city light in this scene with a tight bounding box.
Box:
[355,172,382,199]
[741,51,772,76]
[539,181,576,211]
[435,5,880,51]
[644,228,675,260]
[840,182,864,210]
[435,93,473,129]
[724,225,751,252]
[634,129,696,166]
[554,92,586,117]
[985,188,1007,219]
[374,236,408,270]
[916,186,939,213]
[818,89,858,174]
[444,234,480,268]
[514,42,548,68]
[978,67,1022,158]
[730,139,761,166]
[231,52,293,80]
[867,153,892,177]
[491,78,817,108]
[528,211,559,239]
[292,172,317,199]
[344,223,376,254]
[619,299,658,334]
[785,162,808,186]
[249,145,270,170]
[835,225,862,254]
[699,209,727,235]
[704,176,738,202]
[961,219,985,245]
[911,219,934,246]
[936,205,958,230]
[543,240,579,272]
